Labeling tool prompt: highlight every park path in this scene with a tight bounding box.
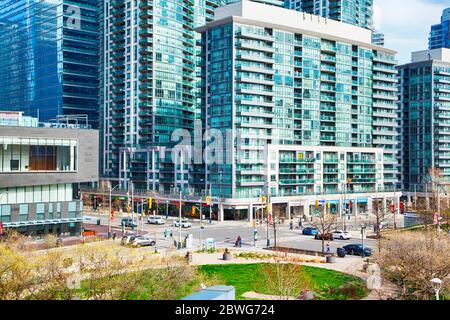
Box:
[189,248,399,300]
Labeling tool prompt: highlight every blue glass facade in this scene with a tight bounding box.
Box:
[399,53,450,190]
[199,4,399,199]
[103,0,225,191]
[429,8,450,50]
[0,0,100,128]
[285,0,373,30]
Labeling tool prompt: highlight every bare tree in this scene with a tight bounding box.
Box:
[310,207,337,253]
[376,230,450,300]
[259,251,311,300]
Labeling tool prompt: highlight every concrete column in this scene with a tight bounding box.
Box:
[368,198,373,215]
[218,204,224,222]
[407,194,412,208]
[286,202,291,220]
[354,199,359,216]
[426,196,431,210]
[383,197,387,212]
[304,203,310,217]
[248,202,253,222]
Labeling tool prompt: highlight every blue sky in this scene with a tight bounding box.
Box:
[374,0,449,63]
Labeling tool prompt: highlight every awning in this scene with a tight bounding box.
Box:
[2,217,91,228]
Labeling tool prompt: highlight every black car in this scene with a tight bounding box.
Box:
[343,244,372,257]
[121,218,138,229]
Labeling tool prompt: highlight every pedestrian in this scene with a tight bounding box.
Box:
[170,230,173,238]
[237,235,242,248]
[299,219,303,228]
[326,242,331,254]
[164,229,168,238]
[289,221,294,231]
[112,232,116,241]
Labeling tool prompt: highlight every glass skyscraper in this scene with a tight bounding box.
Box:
[198,1,399,219]
[398,49,450,191]
[284,0,374,30]
[102,0,225,191]
[429,8,450,50]
[0,0,100,128]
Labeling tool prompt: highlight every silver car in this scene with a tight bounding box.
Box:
[131,236,156,247]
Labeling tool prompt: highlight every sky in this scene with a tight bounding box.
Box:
[374,0,449,64]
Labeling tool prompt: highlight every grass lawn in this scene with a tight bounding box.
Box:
[197,264,368,300]
[66,264,367,300]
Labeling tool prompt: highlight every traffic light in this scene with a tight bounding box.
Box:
[205,196,210,206]
[261,196,267,204]
[315,200,319,209]
[148,198,153,209]
[110,210,115,221]
[327,202,331,209]
[192,206,196,216]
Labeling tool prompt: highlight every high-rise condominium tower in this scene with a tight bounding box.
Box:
[197,1,399,220]
[398,49,450,191]
[429,8,450,50]
[0,0,100,127]
[102,0,225,191]
[284,0,374,30]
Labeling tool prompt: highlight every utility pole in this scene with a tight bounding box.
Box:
[141,199,144,236]
[209,183,212,224]
[178,190,182,249]
[165,200,169,220]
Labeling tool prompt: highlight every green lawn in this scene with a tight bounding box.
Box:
[66,263,367,300]
[197,264,368,300]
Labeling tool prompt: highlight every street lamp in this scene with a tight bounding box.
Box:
[431,278,442,300]
[360,225,367,259]
[109,183,121,238]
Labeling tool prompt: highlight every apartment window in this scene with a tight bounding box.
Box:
[48,203,53,220]
[36,203,45,221]
[0,205,11,223]
[19,204,28,222]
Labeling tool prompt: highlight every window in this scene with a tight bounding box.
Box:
[36,203,45,221]
[0,205,11,223]
[48,203,54,220]
[19,204,28,222]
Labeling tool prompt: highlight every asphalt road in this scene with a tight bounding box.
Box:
[84,213,377,253]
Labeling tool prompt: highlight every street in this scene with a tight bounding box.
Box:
[83,213,377,254]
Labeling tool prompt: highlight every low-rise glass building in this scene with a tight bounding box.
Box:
[0,111,99,236]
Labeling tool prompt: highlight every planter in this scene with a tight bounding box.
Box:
[223,253,232,261]
[326,255,336,264]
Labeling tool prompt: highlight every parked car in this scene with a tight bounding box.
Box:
[332,230,352,240]
[131,236,156,247]
[314,233,334,241]
[121,218,138,229]
[121,234,138,245]
[302,227,319,235]
[173,219,192,228]
[147,215,166,225]
[343,244,372,257]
